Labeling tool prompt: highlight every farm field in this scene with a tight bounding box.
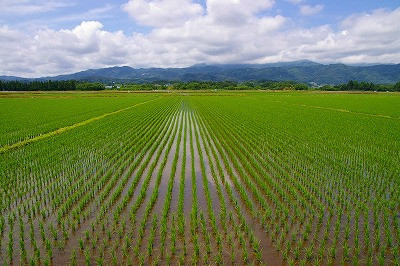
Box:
[0,90,399,265]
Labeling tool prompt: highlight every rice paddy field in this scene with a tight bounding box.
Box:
[0,90,399,265]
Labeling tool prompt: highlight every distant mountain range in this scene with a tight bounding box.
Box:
[2,61,400,85]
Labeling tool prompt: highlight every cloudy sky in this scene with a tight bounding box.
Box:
[0,0,399,77]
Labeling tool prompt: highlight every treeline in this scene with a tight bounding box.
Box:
[120,81,310,91]
[1,79,399,91]
[321,80,400,92]
[121,80,400,91]
[0,80,104,91]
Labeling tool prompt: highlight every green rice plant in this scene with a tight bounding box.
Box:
[242,243,249,263]
[7,230,14,262]
[29,255,36,266]
[39,221,46,242]
[139,254,145,266]
[45,238,53,259]
[378,248,386,265]
[147,215,158,257]
[215,250,222,265]
[203,253,210,265]
[343,242,350,261]
[91,233,98,250]
[122,242,129,259]
[231,247,236,263]
[79,237,85,251]
[293,245,301,260]
[193,233,200,257]
[0,216,4,235]
[287,257,295,266]
[305,245,313,261]
[133,244,140,258]
[29,219,35,244]
[178,253,185,265]
[110,248,117,266]
[84,248,91,266]
[1,92,400,265]
[70,249,77,266]
[43,257,51,266]
[49,224,58,241]
[166,252,172,265]
[328,245,336,259]
[95,254,104,266]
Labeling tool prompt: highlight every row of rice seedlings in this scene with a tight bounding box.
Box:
[220,107,398,263]
[193,105,264,263]
[200,99,338,262]
[110,102,179,226]
[193,110,231,237]
[159,105,184,259]
[186,110,202,264]
[201,104,319,261]
[131,110,181,261]
[55,126,142,222]
[191,112,229,264]
[200,98,334,262]
[197,131,228,230]
[45,114,157,259]
[93,104,177,226]
[195,95,399,264]
[223,116,352,258]
[76,103,176,249]
[201,99,320,228]
[76,102,179,264]
[1,97,175,264]
[3,104,147,219]
[176,108,189,263]
[65,122,151,224]
[60,101,170,226]
[194,109,261,264]
[191,112,218,234]
[128,110,179,224]
[198,102,318,224]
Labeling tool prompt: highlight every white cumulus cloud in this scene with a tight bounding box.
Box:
[122,0,204,27]
[0,4,400,77]
[300,4,324,16]
[206,0,275,25]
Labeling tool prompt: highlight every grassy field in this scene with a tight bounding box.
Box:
[0,90,399,265]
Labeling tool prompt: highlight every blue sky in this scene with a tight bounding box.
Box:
[3,0,398,32]
[0,0,399,77]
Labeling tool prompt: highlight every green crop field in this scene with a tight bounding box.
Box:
[0,90,399,265]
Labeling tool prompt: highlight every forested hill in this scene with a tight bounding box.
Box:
[2,61,400,84]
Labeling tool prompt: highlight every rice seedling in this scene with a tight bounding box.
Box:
[0,91,399,265]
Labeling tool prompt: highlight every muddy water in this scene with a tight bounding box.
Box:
[137,111,183,257]
[98,108,178,227]
[48,109,179,266]
[192,113,221,218]
[126,112,179,228]
[6,96,391,266]
[152,110,183,215]
[189,111,208,214]
[133,112,181,255]
[169,111,185,215]
[183,111,193,214]
[195,110,284,265]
